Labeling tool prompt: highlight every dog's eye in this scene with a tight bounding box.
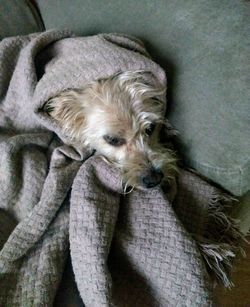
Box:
[145,123,156,136]
[103,135,126,146]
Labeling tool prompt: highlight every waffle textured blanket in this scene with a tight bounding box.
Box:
[0,30,244,307]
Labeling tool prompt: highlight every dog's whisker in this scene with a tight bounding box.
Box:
[123,182,135,194]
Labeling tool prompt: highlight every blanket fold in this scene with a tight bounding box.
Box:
[0,30,245,307]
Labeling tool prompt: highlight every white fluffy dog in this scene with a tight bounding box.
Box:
[45,70,177,191]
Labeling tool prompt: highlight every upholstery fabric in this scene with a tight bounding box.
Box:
[0,0,44,39]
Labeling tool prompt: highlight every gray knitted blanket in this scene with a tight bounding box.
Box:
[0,30,244,307]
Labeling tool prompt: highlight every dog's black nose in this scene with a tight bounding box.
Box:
[141,168,164,188]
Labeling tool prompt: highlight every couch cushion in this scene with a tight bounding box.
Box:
[0,0,44,39]
[37,0,249,196]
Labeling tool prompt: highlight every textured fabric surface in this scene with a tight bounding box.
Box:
[37,0,250,196]
[0,0,44,39]
[0,29,245,306]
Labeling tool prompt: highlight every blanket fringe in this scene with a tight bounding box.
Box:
[196,193,249,288]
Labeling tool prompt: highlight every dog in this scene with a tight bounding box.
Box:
[45,70,177,191]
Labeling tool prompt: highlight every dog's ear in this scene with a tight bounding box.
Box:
[44,89,86,139]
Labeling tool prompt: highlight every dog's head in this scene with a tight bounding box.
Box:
[45,71,177,191]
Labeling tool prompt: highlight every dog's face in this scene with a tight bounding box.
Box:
[45,71,176,191]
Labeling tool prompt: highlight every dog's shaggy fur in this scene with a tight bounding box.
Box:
[45,71,177,191]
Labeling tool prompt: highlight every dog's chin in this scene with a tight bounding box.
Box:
[122,169,175,193]
[122,175,165,193]
[138,182,163,191]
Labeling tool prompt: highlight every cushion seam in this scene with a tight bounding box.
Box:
[185,157,250,195]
